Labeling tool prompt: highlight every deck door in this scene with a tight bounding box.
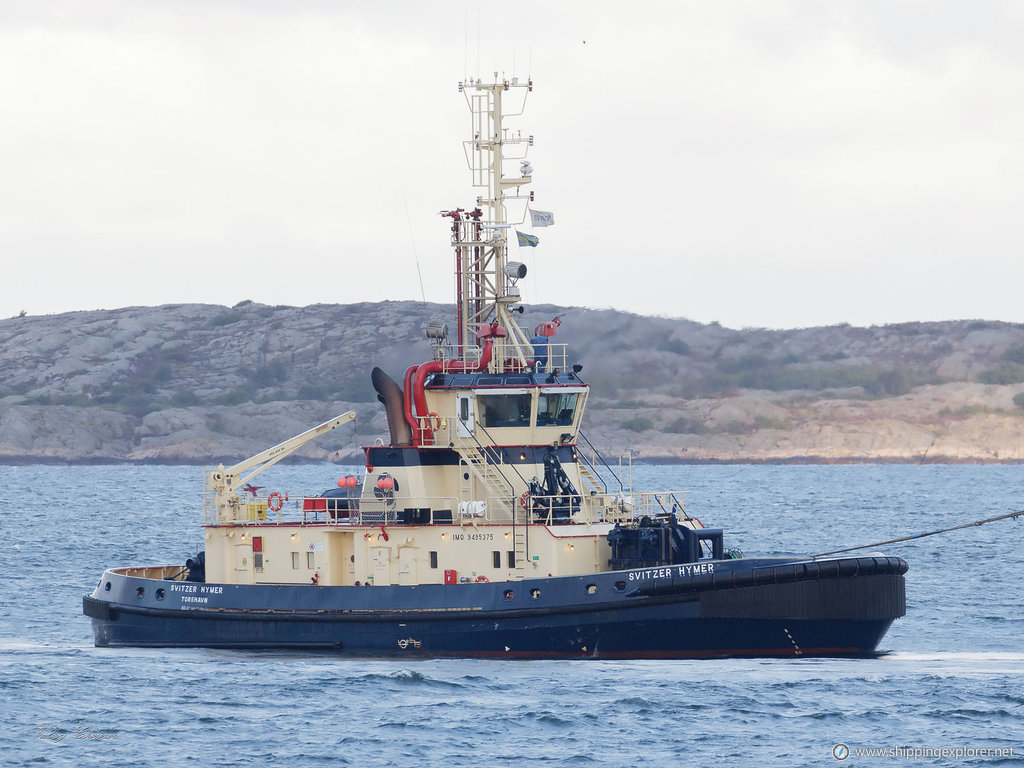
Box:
[398,547,418,585]
[371,546,391,585]
[456,394,475,438]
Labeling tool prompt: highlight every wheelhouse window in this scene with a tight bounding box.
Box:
[537,391,581,427]
[477,391,531,428]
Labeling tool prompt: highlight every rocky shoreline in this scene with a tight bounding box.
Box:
[4,302,1024,465]
[5,380,1024,466]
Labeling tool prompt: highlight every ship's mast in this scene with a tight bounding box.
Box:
[446,74,536,371]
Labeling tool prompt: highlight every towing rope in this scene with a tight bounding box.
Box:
[813,509,1024,558]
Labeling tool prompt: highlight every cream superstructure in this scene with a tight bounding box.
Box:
[199,74,700,589]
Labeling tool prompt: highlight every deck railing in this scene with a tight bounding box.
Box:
[431,342,569,373]
[113,565,189,580]
[208,488,692,529]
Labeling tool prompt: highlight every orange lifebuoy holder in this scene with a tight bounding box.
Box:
[268,492,284,512]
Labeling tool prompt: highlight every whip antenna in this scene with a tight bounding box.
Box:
[402,190,426,302]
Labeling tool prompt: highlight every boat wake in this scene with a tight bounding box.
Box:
[883,651,1024,663]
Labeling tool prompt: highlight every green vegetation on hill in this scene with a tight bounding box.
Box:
[4,302,1024,423]
[7,303,1024,463]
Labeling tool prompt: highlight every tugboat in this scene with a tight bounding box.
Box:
[83,75,907,658]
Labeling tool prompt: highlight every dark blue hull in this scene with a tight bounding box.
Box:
[84,556,907,659]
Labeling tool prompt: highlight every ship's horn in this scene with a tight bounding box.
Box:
[371,367,413,447]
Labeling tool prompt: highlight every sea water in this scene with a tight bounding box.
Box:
[1,464,1022,766]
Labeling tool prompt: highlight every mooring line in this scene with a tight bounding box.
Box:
[813,509,1024,558]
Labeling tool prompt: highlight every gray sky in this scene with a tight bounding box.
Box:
[3,1,1023,329]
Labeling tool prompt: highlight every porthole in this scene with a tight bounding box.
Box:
[530,588,541,599]
[585,584,598,595]
[613,581,627,592]
[104,582,112,592]
[135,586,145,598]
[155,588,166,600]
[503,590,515,600]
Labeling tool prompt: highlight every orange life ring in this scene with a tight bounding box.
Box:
[268,492,284,512]
[426,412,442,431]
[519,491,530,509]
[475,575,490,583]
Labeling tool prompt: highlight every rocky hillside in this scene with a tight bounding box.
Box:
[4,301,1024,463]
